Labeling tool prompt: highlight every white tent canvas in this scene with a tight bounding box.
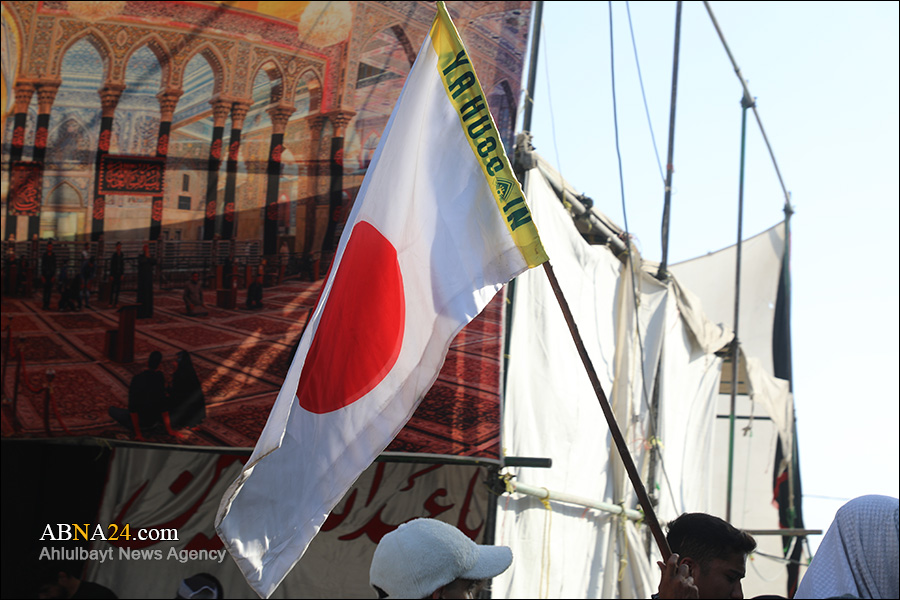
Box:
[495,161,801,598]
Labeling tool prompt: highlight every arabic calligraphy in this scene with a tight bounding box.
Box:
[98,155,165,196]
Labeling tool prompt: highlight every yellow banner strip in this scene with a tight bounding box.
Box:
[430,1,548,268]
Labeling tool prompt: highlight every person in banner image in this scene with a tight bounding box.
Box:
[37,568,117,599]
[370,518,513,599]
[167,350,206,429]
[136,243,156,318]
[108,241,125,307]
[80,255,95,309]
[3,236,15,295]
[40,240,57,310]
[57,260,77,312]
[107,350,181,441]
[655,513,757,600]
[15,253,29,297]
[245,273,264,310]
[183,271,208,316]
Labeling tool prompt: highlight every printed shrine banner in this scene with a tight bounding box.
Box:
[0,1,532,454]
[215,3,545,595]
[83,448,490,599]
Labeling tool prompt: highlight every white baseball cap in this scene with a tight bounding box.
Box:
[370,518,513,598]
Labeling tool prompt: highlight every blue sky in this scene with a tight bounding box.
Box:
[521,0,899,549]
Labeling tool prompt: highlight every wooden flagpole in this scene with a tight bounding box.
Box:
[541,261,672,561]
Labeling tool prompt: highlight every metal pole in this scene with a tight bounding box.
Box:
[726,92,754,523]
[657,0,682,279]
[646,366,662,557]
[521,0,543,133]
[782,199,795,515]
[647,0,683,555]
[703,1,791,208]
[494,6,545,593]
[508,479,645,521]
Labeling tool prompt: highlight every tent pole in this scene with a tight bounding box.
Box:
[656,0,683,280]
[726,92,754,523]
[493,1,545,580]
[645,364,663,558]
[703,1,791,208]
[521,0,543,134]
[541,261,672,561]
[647,0,683,556]
[782,199,795,516]
[507,0,544,406]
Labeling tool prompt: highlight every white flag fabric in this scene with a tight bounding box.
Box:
[215,3,547,597]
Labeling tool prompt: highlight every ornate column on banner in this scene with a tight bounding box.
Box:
[91,83,125,241]
[221,100,250,240]
[25,80,61,239]
[263,103,295,255]
[203,97,232,240]
[320,109,355,259]
[4,81,36,240]
[148,88,182,241]
[300,114,327,269]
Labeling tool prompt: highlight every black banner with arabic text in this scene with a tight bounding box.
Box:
[97,155,166,197]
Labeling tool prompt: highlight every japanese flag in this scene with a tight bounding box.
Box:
[215,3,547,596]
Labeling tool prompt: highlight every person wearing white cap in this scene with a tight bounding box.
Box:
[369,518,513,599]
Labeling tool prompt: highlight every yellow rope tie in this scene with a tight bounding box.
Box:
[539,492,553,599]
[742,401,756,436]
[636,504,646,529]
[618,556,629,582]
[617,509,629,582]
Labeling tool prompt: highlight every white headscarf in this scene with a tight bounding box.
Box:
[795,495,899,599]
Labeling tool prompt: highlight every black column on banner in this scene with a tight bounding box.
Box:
[221,102,250,241]
[92,84,125,242]
[204,98,232,241]
[148,121,170,241]
[263,104,294,256]
[263,132,284,256]
[221,130,241,241]
[300,115,326,279]
[91,116,113,241]
[27,81,61,240]
[28,114,51,240]
[149,90,181,241]
[4,81,35,241]
[320,110,354,259]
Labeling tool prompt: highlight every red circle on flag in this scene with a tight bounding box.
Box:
[296,221,405,414]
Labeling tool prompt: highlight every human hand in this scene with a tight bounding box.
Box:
[656,553,699,599]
